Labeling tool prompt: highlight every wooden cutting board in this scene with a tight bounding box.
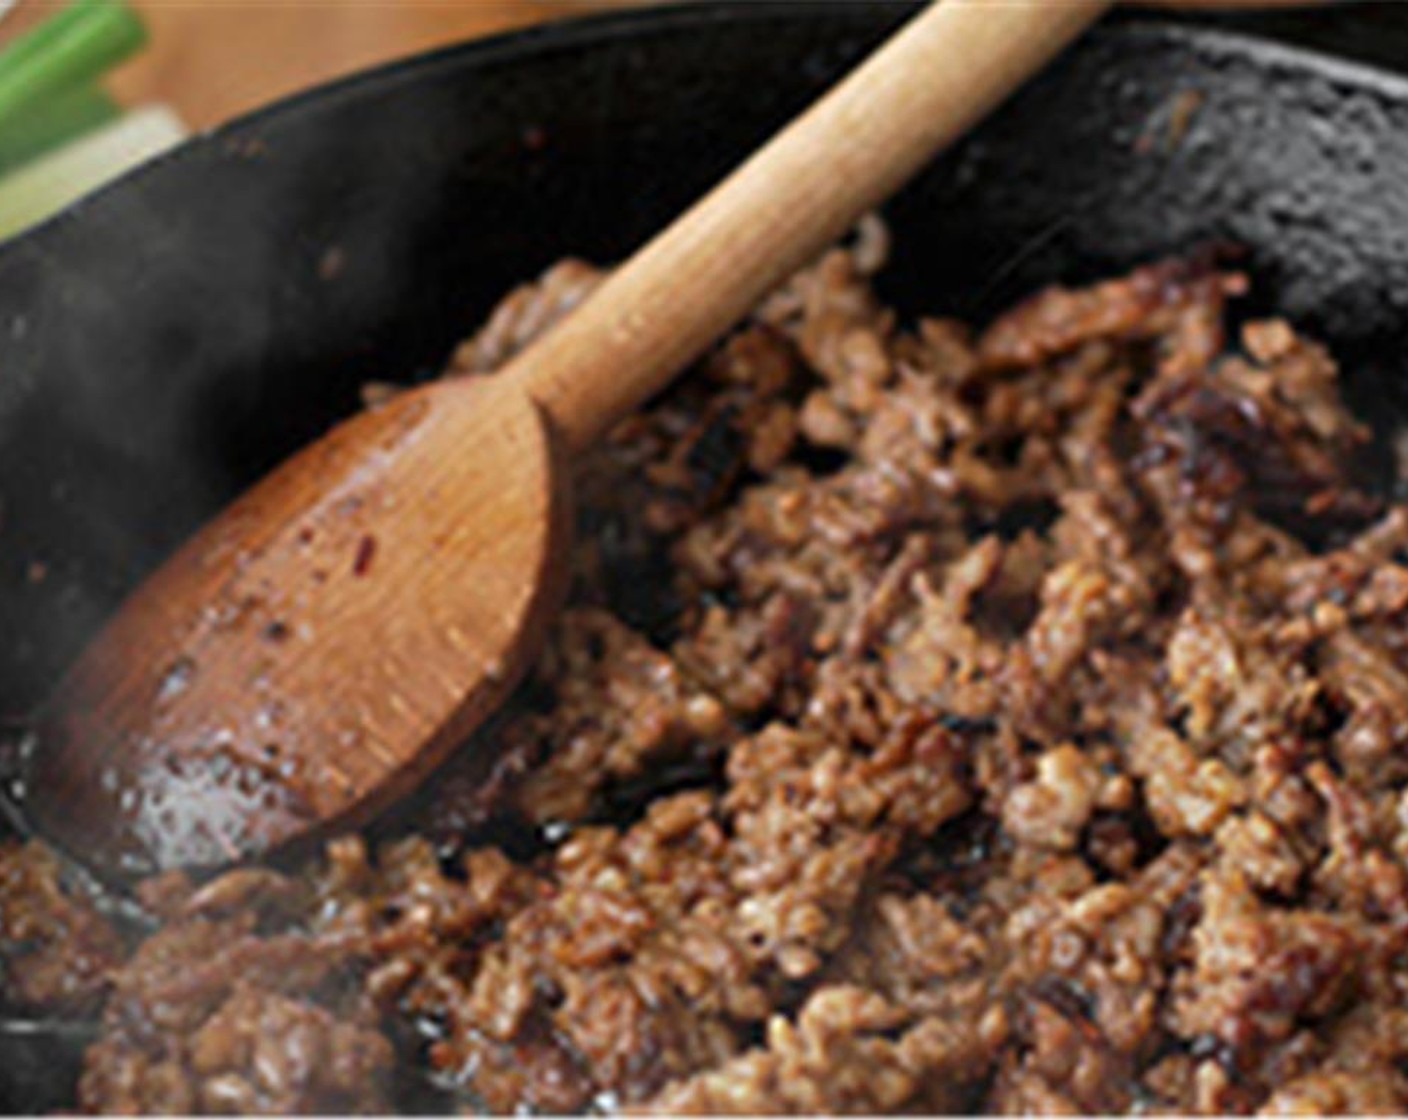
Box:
[112,3,598,128]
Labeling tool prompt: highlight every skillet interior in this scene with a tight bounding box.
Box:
[4,1,1408,1109]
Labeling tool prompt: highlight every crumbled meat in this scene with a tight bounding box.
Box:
[77,874,394,1115]
[17,225,1408,1114]
[506,609,732,826]
[1003,743,1103,850]
[644,986,1000,1114]
[0,841,124,1016]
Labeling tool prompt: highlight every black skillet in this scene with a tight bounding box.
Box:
[4,1,1408,1111]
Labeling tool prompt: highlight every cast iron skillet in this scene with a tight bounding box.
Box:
[4,2,1408,1110]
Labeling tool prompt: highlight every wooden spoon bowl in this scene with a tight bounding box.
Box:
[26,378,569,873]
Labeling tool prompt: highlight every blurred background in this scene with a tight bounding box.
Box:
[4,1,594,127]
[0,0,595,238]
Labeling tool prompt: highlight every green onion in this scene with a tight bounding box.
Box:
[0,84,121,173]
[0,0,146,143]
[0,0,166,237]
[0,104,185,241]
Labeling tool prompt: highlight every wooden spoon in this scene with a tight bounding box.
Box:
[21,0,1111,878]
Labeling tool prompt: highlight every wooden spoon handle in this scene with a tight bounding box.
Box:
[508,0,1112,453]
